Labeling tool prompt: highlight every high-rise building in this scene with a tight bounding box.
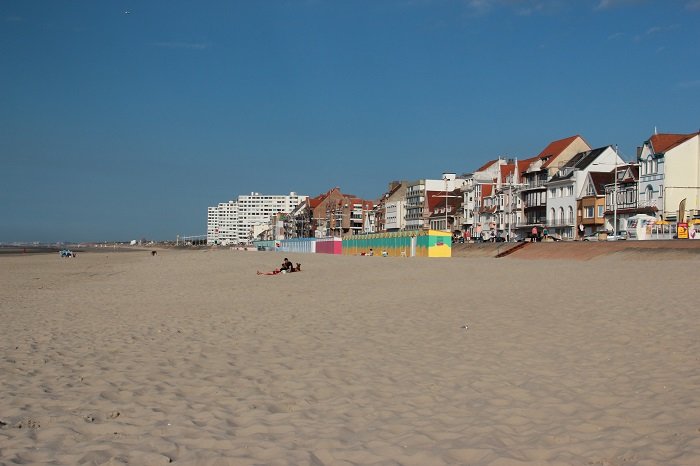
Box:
[207,192,307,245]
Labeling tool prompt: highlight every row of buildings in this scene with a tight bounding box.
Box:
[206,130,700,245]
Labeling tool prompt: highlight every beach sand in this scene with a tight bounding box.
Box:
[1,248,699,465]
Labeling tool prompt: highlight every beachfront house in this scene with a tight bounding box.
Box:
[308,187,375,238]
[428,187,462,232]
[637,131,700,222]
[578,172,613,236]
[475,160,522,241]
[603,163,641,234]
[546,146,623,240]
[518,135,592,239]
[462,158,511,239]
[405,174,463,231]
[287,199,314,239]
[375,181,409,232]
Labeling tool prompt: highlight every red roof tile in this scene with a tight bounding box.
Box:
[427,189,460,211]
[517,156,538,173]
[475,159,499,172]
[649,132,699,154]
[538,135,583,168]
[499,163,516,180]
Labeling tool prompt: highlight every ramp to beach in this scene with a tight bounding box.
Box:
[451,242,524,258]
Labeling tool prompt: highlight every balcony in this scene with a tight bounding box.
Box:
[547,219,575,227]
[516,218,547,227]
[522,180,547,190]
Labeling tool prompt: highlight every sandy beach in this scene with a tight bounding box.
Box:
[1,248,699,465]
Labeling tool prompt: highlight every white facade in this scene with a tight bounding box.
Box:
[637,144,665,217]
[546,146,623,239]
[207,201,238,245]
[385,200,405,231]
[639,133,700,220]
[405,174,463,230]
[207,192,307,245]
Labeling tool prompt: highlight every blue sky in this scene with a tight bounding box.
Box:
[1,0,698,242]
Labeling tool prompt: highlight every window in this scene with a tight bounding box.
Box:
[586,183,595,195]
[585,206,594,218]
[568,206,574,223]
[597,205,604,218]
[559,207,565,224]
[645,185,653,201]
[558,187,563,198]
[567,185,574,196]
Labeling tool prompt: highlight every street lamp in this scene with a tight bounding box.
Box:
[611,146,620,237]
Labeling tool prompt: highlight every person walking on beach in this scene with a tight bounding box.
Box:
[531,226,538,242]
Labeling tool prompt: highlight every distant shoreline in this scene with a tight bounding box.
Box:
[0,245,154,255]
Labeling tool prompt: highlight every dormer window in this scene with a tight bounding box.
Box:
[586,183,595,196]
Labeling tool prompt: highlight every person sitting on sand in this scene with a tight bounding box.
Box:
[281,258,293,272]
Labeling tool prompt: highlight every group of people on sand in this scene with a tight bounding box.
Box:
[257,257,301,275]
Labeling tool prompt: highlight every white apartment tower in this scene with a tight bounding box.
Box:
[207,192,307,245]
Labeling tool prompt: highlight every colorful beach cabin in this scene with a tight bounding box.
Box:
[342,230,451,258]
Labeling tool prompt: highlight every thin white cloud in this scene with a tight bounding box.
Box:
[677,79,700,89]
[645,24,679,35]
[5,15,22,22]
[596,0,646,10]
[464,0,565,15]
[686,0,700,10]
[607,31,625,40]
[153,41,211,50]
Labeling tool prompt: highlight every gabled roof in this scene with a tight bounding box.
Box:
[598,164,639,190]
[481,184,493,197]
[549,145,610,181]
[648,132,699,155]
[623,164,639,181]
[428,192,461,218]
[538,135,584,168]
[427,189,461,213]
[588,172,614,196]
[518,156,538,173]
[475,159,499,172]
[308,187,361,209]
[499,163,516,180]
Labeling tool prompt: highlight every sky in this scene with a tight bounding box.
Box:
[1,0,699,243]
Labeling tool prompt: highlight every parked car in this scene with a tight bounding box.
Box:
[583,232,601,241]
[607,230,628,241]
